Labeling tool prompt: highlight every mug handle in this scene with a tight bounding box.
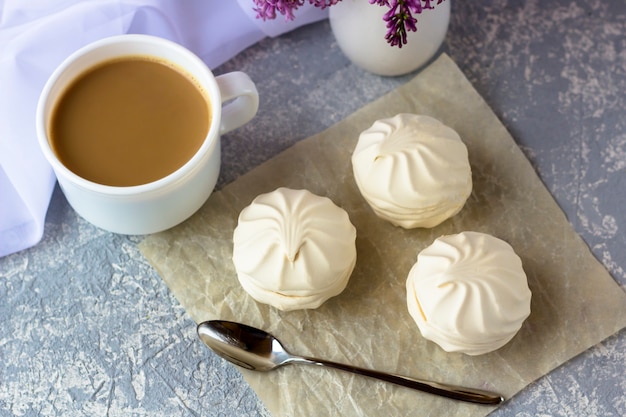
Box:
[216,72,259,135]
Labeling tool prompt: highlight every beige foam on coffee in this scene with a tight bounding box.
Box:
[50,56,210,186]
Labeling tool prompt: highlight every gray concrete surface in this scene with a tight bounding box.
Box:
[2,1,625,415]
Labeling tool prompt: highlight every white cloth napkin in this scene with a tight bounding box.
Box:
[0,0,327,257]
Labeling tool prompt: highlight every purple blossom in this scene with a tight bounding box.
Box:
[253,0,305,21]
[370,0,445,48]
[252,0,340,21]
[253,0,445,47]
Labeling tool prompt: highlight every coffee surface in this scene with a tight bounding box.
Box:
[50,56,210,186]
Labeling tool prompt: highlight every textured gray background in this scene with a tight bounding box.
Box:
[2,0,626,416]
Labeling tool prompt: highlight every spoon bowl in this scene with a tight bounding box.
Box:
[197,320,504,405]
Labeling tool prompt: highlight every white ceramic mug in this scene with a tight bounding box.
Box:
[36,34,258,235]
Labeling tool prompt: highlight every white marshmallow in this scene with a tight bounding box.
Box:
[233,188,357,311]
[352,114,472,228]
[406,231,531,355]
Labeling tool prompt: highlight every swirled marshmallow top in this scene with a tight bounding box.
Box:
[233,188,357,311]
[406,231,531,355]
[352,114,472,228]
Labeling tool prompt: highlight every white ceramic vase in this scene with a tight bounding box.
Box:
[329,0,451,76]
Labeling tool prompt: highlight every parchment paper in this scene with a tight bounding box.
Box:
[139,54,626,417]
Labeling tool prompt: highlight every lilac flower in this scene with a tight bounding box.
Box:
[253,0,340,21]
[370,0,445,48]
[252,0,445,47]
[253,0,304,21]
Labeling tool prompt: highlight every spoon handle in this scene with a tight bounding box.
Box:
[293,356,503,405]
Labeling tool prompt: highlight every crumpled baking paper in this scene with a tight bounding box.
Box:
[139,53,626,417]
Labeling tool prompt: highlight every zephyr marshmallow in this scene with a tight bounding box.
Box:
[232,188,357,311]
[352,114,472,228]
[406,231,532,355]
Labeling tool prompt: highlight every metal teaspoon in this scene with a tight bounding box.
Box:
[197,320,504,405]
